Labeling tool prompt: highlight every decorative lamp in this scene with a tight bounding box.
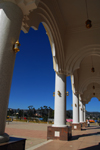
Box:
[13,40,20,53]
[93,86,95,89]
[85,19,92,28]
[58,91,60,96]
[66,91,69,96]
[91,67,95,72]
[75,104,77,107]
[53,92,55,97]
[85,0,92,29]
[93,93,95,96]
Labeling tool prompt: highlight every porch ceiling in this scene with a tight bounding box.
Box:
[58,0,100,28]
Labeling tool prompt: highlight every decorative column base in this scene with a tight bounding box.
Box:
[47,126,72,141]
[81,122,87,128]
[0,137,26,150]
[71,123,81,130]
[0,133,9,143]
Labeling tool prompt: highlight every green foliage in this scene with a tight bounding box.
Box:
[7,105,54,122]
[7,109,14,116]
[38,106,54,121]
[66,110,72,119]
[27,105,36,117]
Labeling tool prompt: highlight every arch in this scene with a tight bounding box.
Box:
[21,0,65,73]
[42,22,58,72]
[85,96,100,104]
[82,82,100,104]
[65,45,100,75]
[82,88,100,98]
[79,77,100,94]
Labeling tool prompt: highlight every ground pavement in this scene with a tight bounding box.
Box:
[5,122,100,150]
[5,121,48,149]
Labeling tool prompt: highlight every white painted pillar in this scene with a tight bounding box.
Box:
[83,104,86,122]
[53,73,66,127]
[73,93,79,123]
[79,101,84,123]
[0,1,23,137]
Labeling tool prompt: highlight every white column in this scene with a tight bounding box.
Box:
[53,73,66,127]
[79,101,84,123]
[0,1,23,139]
[73,93,79,123]
[83,104,86,122]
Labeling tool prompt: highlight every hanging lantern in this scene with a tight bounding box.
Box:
[93,86,95,89]
[85,0,92,28]
[93,93,95,96]
[85,19,92,28]
[91,67,95,72]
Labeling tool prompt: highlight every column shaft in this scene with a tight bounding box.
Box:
[73,93,79,123]
[0,1,23,134]
[79,101,84,122]
[53,73,66,127]
[83,105,86,122]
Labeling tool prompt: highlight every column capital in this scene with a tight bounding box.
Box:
[0,0,40,15]
[0,0,40,33]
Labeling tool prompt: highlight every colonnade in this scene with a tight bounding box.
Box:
[73,94,86,124]
[53,73,86,128]
[0,1,87,143]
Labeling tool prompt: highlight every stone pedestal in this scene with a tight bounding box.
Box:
[47,126,72,141]
[0,137,26,150]
[81,122,87,128]
[71,123,81,130]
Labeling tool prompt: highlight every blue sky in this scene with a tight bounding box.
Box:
[8,23,100,112]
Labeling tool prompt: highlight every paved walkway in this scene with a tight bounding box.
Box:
[5,122,49,149]
[5,122,100,150]
[34,126,100,150]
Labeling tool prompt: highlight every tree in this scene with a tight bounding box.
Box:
[7,109,14,116]
[27,105,36,118]
[66,111,72,119]
[39,106,54,121]
[16,108,23,118]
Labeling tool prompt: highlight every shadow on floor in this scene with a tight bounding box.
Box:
[79,143,100,150]
[85,126,100,130]
[81,128,86,131]
[70,132,100,141]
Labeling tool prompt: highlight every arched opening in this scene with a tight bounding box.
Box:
[86,97,100,120]
[9,23,55,112]
[72,53,100,126]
